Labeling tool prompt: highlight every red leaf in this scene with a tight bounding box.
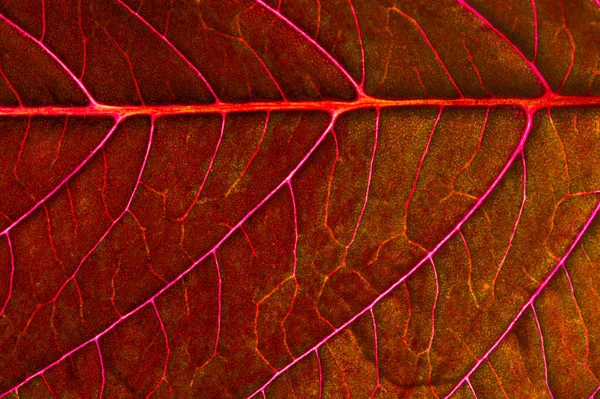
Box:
[1,0,600,397]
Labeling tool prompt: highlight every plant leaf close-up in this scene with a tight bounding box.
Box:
[1,0,600,397]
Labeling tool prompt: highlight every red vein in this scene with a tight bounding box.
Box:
[0,113,338,399]
[13,117,154,339]
[487,360,510,398]
[41,374,56,399]
[489,151,527,308]
[14,117,31,182]
[148,300,170,398]
[342,108,379,258]
[466,378,478,398]
[95,340,105,399]
[589,385,600,399]
[288,181,298,277]
[531,304,554,398]
[392,7,463,98]
[427,259,441,399]
[562,264,590,367]
[462,41,492,97]
[117,0,219,103]
[370,308,380,394]
[240,39,287,101]
[227,112,269,198]
[40,0,47,42]
[445,200,600,397]
[346,0,365,87]
[255,0,363,97]
[557,0,575,93]
[316,349,323,399]
[0,13,97,104]
[404,108,441,232]
[0,61,22,106]
[456,0,552,95]
[460,230,478,308]
[180,113,225,220]
[213,252,222,360]
[1,95,600,118]
[1,117,121,236]
[247,109,533,398]
[0,234,14,317]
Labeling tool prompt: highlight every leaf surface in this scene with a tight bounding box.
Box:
[0,0,600,398]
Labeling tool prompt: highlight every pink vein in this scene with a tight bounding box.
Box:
[25,117,153,325]
[213,252,222,359]
[148,300,170,398]
[0,13,97,105]
[589,385,600,399]
[557,0,575,93]
[0,117,122,236]
[456,0,552,95]
[444,200,600,398]
[0,234,14,317]
[531,304,554,398]
[180,114,226,220]
[343,108,379,256]
[0,112,338,399]
[316,349,323,399]
[117,0,219,103]
[247,111,533,398]
[370,308,380,393]
[404,108,441,227]
[562,265,590,367]
[489,151,527,308]
[255,0,363,97]
[288,181,298,277]
[466,379,478,398]
[346,0,365,87]
[393,8,463,98]
[95,340,105,399]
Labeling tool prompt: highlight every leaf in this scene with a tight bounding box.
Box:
[0,0,599,398]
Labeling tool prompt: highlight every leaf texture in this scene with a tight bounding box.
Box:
[0,0,600,398]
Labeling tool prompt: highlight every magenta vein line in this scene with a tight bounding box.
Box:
[0,234,14,317]
[316,349,323,399]
[0,13,97,105]
[562,264,591,367]
[255,0,363,97]
[287,181,298,277]
[343,108,379,255]
[213,252,222,359]
[393,7,463,98]
[589,384,600,399]
[490,151,527,307]
[149,299,170,397]
[456,0,552,95]
[95,340,105,399]
[556,0,575,94]
[531,304,554,398]
[445,200,600,398]
[247,112,534,398]
[466,378,477,398]
[0,116,154,397]
[180,113,226,220]
[0,112,338,399]
[0,117,121,236]
[117,0,219,103]
[370,308,380,390]
[346,0,365,87]
[33,118,153,314]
